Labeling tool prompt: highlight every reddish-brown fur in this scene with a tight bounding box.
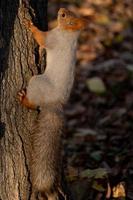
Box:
[23,19,47,48]
[18,90,37,109]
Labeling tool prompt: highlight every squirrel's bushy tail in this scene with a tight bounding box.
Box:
[30,103,73,200]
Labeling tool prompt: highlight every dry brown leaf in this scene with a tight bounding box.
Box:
[112,182,126,198]
[109,22,124,33]
[78,7,94,16]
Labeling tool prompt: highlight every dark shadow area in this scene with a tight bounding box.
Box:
[30,0,48,31]
[29,0,48,72]
[0,122,6,139]
[0,0,19,78]
[0,0,19,131]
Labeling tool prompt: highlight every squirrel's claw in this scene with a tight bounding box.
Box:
[23,18,33,30]
[17,89,26,102]
[17,88,37,110]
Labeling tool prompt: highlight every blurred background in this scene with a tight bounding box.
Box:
[48,1,133,199]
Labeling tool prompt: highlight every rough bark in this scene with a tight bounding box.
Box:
[0,0,47,199]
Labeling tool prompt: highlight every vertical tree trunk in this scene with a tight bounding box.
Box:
[0,0,47,199]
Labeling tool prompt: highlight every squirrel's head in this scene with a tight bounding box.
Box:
[57,8,88,31]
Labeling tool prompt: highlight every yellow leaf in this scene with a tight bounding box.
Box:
[113,182,126,198]
[95,14,111,25]
[92,180,106,192]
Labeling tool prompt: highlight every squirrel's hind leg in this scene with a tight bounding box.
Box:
[47,192,59,200]
[38,190,59,200]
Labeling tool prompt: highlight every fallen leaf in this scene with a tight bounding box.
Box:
[75,128,97,136]
[106,182,111,199]
[80,168,108,179]
[112,182,126,198]
[92,180,106,192]
[95,14,111,25]
[79,7,94,16]
[90,150,103,161]
[86,77,106,94]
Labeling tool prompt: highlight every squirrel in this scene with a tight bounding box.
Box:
[18,8,87,200]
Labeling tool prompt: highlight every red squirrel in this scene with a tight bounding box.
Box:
[18,8,87,200]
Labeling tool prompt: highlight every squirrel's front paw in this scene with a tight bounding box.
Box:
[17,88,27,103]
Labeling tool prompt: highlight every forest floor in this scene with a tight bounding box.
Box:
[48,1,133,199]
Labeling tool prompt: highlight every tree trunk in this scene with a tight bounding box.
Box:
[0,0,47,199]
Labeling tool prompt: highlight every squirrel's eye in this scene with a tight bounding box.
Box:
[62,13,65,18]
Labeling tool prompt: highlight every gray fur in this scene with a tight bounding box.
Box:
[31,103,64,198]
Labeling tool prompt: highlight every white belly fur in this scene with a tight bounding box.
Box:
[27,29,79,105]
